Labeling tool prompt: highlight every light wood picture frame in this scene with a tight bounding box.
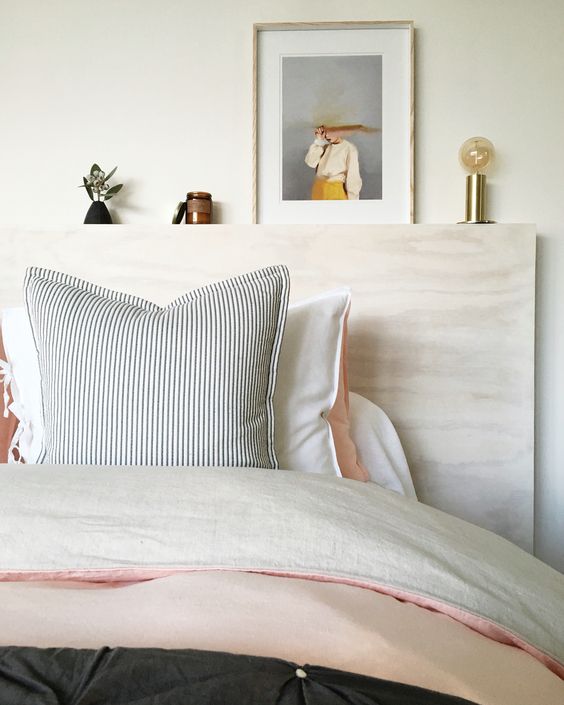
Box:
[253,21,414,224]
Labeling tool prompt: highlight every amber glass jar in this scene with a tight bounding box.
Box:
[186,192,212,224]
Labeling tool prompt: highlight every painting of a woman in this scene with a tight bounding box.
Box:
[305,125,362,200]
[281,55,382,202]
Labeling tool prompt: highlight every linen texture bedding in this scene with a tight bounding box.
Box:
[1,464,563,705]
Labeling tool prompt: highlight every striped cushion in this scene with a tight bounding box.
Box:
[24,266,289,467]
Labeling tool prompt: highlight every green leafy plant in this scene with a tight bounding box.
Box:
[79,163,123,201]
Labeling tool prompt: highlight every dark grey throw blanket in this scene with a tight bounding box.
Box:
[0,646,477,704]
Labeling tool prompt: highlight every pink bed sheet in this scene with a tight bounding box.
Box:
[1,570,562,705]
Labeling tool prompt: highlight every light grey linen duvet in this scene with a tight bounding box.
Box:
[0,464,563,675]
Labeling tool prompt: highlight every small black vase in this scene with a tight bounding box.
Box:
[84,200,112,224]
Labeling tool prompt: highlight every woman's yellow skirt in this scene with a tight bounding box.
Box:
[311,179,347,200]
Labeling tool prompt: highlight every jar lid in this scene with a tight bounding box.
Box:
[172,201,186,224]
[187,191,212,199]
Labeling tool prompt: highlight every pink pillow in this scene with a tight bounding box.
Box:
[0,331,19,463]
[327,311,369,482]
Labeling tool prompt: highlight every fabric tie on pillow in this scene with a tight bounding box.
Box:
[0,331,23,463]
[1,309,44,463]
[0,358,11,418]
[0,356,28,459]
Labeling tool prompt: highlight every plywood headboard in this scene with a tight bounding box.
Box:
[0,224,535,550]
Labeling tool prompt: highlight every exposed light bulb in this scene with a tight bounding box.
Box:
[458,137,495,175]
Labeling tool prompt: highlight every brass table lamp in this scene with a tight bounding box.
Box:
[459,137,495,223]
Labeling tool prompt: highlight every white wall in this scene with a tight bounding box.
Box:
[1,0,563,569]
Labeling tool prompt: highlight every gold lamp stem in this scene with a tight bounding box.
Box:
[465,173,489,223]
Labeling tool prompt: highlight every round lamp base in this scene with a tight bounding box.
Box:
[457,220,497,224]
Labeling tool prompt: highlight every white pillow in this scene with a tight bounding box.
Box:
[348,391,417,498]
[2,288,350,472]
[274,289,351,475]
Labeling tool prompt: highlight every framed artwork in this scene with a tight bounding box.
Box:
[253,22,414,224]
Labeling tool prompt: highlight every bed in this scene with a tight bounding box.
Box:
[1,223,562,705]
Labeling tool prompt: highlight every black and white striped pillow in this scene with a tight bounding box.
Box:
[24,266,289,467]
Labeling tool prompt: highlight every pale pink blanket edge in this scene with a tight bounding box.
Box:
[3,565,562,679]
